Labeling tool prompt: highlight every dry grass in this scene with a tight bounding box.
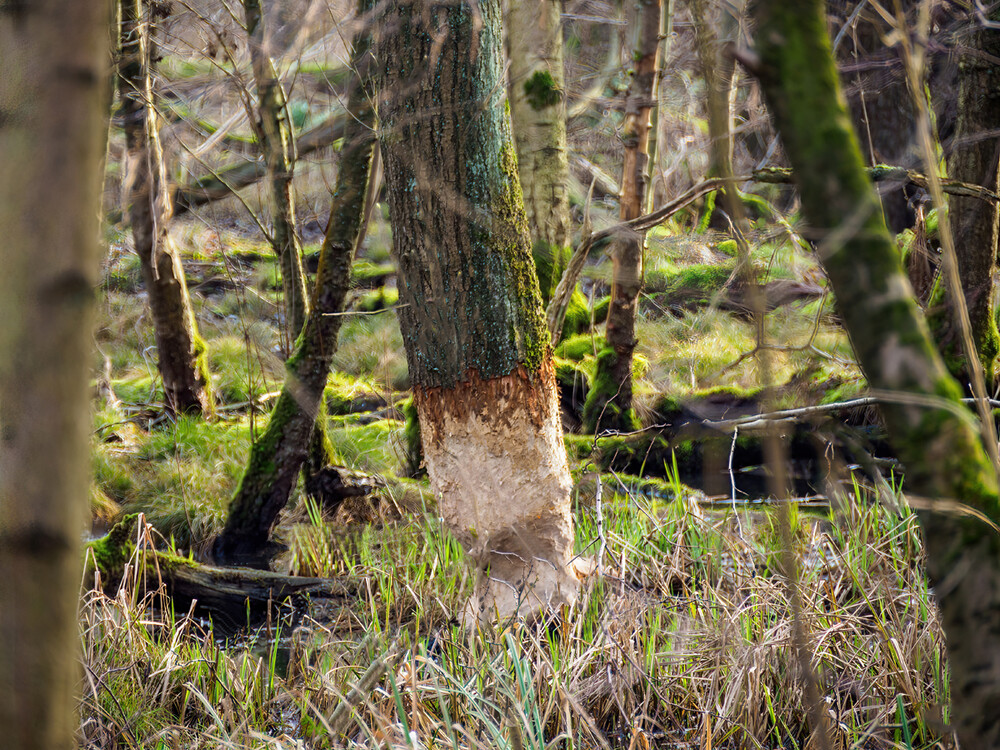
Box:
[79,483,950,749]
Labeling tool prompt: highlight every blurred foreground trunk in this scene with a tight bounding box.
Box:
[0,3,109,748]
[378,0,579,622]
[751,1,1000,745]
[119,0,212,415]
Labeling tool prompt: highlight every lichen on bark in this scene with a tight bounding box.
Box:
[378,0,578,622]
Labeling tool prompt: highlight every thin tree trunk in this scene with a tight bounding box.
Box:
[0,3,109,748]
[378,0,579,622]
[119,0,212,415]
[583,0,661,434]
[692,0,738,211]
[243,0,309,345]
[930,10,1000,386]
[750,2,1000,744]
[645,0,673,214]
[506,0,572,303]
[215,16,377,564]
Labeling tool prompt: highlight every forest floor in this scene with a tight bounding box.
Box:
[82,187,953,748]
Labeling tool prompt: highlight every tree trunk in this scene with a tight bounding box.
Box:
[0,3,108,748]
[243,0,309,345]
[692,0,739,215]
[377,0,579,622]
[828,0,921,233]
[91,516,358,624]
[214,16,377,565]
[751,1,1000,745]
[506,0,573,305]
[930,11,1000,386]
[119,0,212,415]
[583,0,661,434]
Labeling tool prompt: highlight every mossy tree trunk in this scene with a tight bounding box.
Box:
[214,13,377,565]
[751,1,1000,744]
[583,0,661,434]
[243,0,309,346]
[0,3,108,748]
[119,0,212,415]
[378,0,579,622]
[506,0,572,303]
[929,10,1000,386]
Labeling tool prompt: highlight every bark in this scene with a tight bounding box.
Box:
[584,0,661,434]
[750,2,1000,745]
[930,11,1000,385]
[119,0,212,415]
[90,517,358,623]
[506,0,572,302]
[214,16,377,565]
[692,0,739,215]
[829,0,920,233]
[644,0,673,214]
[377,0,579,622]
[244,0,309,343]
[0,3,108,749]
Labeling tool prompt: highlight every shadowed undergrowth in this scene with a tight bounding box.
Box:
[80,482,948,749]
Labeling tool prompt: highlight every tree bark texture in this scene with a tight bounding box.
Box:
[584,0,661,433]
[751,2,1000,745]
[692,0,738,195]
[931,10,1000,385]
[0,3,108,749]
[828,0,920,233]
[215,16,377,565]
[506,0,572,292]
[244,0,310,343]
[377,0,578,622]
[119,0,212,415]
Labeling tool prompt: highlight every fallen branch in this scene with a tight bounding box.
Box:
[86,515,359,622]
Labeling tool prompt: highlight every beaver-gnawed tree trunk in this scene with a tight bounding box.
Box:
[377,0,579,622]
[583,0,662,434]
[243,0,310,346]
[214,12,377,565]
[119,0,212,415]
[751,1,1000,744]
[0,3,108,748]
[929,9,1000,387]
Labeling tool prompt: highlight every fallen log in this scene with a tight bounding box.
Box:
[85,515,359,623]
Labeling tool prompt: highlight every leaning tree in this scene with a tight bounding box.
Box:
[750,0,1000,744]
[214,3,378,565]
[376,0,580,622]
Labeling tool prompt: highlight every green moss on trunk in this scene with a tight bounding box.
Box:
[752,1,1000,742]
[214,3,377,563]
